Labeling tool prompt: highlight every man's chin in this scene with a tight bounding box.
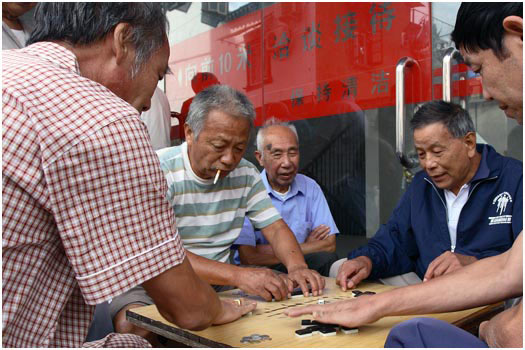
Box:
[504,109,522,125]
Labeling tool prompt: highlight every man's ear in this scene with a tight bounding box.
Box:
[112,22,134,65]
[184,123,193,146]
[503,16,523,38]
[464,131,477,158]
[254,150,264,167]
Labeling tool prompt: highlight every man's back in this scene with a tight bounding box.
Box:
[2,42,182,347]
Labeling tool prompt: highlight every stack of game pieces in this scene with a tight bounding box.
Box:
[295,320,358,338]
[240,334,272,344]
[352,290,376,297]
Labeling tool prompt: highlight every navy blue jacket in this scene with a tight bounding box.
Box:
[349,144,522,279]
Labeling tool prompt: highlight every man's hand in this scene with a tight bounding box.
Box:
[306,225,331,242]
[336,256,372,291]
[235,267,292,301]
[479,302,522,348]
[424,251,477,281]
[287,266,325,296]
[213,298,257,325]
[285,294,381,328]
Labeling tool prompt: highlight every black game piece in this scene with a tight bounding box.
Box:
[301,319,314,328]
[363,291,376,295]
[351,290,362,296]
[340,326,359,334]
[319,327,337,336]
[295,328,313,338]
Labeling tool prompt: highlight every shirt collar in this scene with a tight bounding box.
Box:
[260,169,304,201]
[24,42,81,76]
[469,144,490,183]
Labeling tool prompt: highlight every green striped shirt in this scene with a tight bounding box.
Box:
[157,143,281,263]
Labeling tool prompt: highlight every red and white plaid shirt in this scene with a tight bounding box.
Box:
[2,42,186,347]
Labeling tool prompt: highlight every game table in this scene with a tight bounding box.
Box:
[126,278,498,347]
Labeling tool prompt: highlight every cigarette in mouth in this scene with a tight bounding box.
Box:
[213,169,221,184]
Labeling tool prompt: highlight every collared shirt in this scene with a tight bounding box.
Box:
[2,42,185,347]
[444,184,470,252]
[233,170,339,263]
[140,87,172,150]
[157,143,281,263]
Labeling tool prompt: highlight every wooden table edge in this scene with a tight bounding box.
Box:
[126,309,232,348]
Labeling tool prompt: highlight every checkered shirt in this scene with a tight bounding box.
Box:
[2,42,186,347]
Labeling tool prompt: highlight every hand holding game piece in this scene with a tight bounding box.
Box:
[287,266,325,297]
[235,267,290,301]
[213,298,257,325]
[336,256,373,291]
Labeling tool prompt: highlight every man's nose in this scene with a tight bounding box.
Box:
[220,149,235,167]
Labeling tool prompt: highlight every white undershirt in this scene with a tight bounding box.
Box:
[273,187,290,200]
[444,183,470,252]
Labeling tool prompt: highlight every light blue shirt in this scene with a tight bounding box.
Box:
[232,170,339,264]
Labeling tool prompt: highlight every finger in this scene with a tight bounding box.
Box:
[257,288,273,302]
[337,265,353,292]
[293,274,310,297]
[318,230,330,240]
[423,258,440,281]
[264,273,288,301]
[306,271,322,296]
[432,260,449,278]
[239,299,257,315]
[478,321,488,340]
[284,304,323,317]
[347,267,368,289]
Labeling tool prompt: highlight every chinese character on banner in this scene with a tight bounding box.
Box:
[370,2,396,34]
[316,83,332,102]
[185,64,197,87]
[342,77,358,98]
[291,88,304,107]
[236,44,251,71]
[201,56,215,73]
[334,12,357,43]
[302,21,322,51]
[371,70,389,94]
[273,32,291,59]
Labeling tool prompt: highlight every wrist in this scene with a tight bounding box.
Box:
[356,255,373,271]
[287,263,308,273]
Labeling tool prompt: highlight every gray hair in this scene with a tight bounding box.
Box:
[187,85,255,139]
[256,117,299,153]
[410,101,475,138]
[27,3,168,77]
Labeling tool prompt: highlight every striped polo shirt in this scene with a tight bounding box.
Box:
[157,143,281,263]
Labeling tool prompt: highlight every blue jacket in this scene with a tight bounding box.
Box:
[348,144,522,279]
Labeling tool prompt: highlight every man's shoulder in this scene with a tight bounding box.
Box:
[156,145,184,170]
[294,173,323,192]
[232,158,261,178]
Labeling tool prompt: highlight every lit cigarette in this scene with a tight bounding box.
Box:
[213,169,221,184]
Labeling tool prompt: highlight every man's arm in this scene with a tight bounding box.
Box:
[286,233,523,327]
[186,250,291,301]
[479,301,522,347]
[247,233,336,259]
[261,219,325,295]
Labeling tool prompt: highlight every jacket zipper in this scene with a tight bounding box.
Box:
[424,176,498,252]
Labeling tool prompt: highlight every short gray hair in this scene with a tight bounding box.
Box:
[256,117,299,153]
[187,85,255,139]
[410,100,475,138]
[28,3,168,77]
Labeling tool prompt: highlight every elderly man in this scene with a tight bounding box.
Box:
[111,85,325,339]
[333,101,522,290]
[287,3,523,348]
[2,3,254,348]
[233,119,339,276]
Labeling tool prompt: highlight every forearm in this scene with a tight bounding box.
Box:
[263,220,307,271]
[240,245,281,266]
[481,302,522,347]
[143,257,222,330]
[375,248,521,317]
[301,236,336,254]
[186,250,242,286]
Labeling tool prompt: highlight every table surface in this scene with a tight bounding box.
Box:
[127,278,490,348]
